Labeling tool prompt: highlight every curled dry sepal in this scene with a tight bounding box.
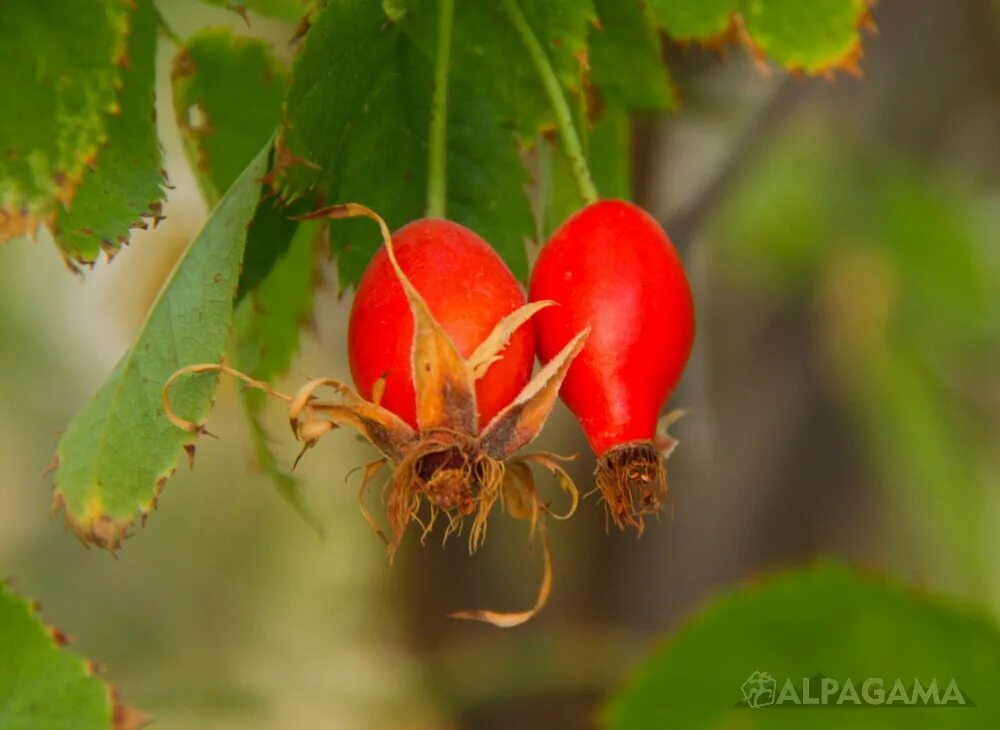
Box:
[162,204,588,626]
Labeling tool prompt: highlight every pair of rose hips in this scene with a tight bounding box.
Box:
[165,199,693,625]
[349,199,695,536]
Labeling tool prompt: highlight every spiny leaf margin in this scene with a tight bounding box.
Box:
[51,144,271,551]
[649,0,874,76]
[0,581,144,729]
[51,0,166,266]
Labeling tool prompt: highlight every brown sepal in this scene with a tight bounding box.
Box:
[479,327,589,459]
[297,203,479,435]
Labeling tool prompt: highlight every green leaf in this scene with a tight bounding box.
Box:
[590,0,675,111]
[649,0,871,75]
[51,0,164,264]
[280,0,536,287]
[743,0,868,74]
[0,582,137,729]
[232,220,322,532]
[321,39,427,288]
[276,0,399,201]
[649,0,737,40]
[172,27,288,205]
[444,82,532,282]
[605,563,1000,728]
[233,220,318,383]
[401,0,594,142]
[51,144,270,550]
[589,106,632,201]
[519,0,595,93]
[0,0,130,240]
[236,193,301,301]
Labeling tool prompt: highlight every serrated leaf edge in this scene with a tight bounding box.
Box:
[0,581,148,729]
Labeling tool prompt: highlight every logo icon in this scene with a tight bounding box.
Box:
[741,671,776,708]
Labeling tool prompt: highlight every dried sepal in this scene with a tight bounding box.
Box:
[500,460,537,521]
[655,409,685,459]
[298,203,478,434]
[287,377,417,461]
[159,202,594,626]
[596,410,687,532]
[385,435,505,557]
[467,300,555,380]
[518,452,579,521]
[596,438,674,536]
[480,327,590,459]
[162,363,288,434]
[164,365,418,465]
[449,518,553,628]
[352,457,389,544]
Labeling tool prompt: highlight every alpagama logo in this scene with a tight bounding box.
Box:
[736,673,974,708]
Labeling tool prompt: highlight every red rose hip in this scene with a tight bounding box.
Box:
[349,218,535,431]
[529,200,695,532]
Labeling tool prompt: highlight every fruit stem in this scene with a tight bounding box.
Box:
[426,0,454,219]
[500,0,598,205]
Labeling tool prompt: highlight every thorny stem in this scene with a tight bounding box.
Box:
[426,0,454,219]
[500,0,598,205]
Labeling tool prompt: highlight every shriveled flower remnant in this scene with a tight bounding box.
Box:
[164,204,588,626]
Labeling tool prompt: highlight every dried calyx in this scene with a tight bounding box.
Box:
[163,203,589,626]
[594,412,683,535]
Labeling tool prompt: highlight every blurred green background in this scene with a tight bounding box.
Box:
[1,0,998,727]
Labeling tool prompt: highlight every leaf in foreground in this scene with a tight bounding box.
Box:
[51,145,270,550]
[0,582,142,730]
[605,562,1000,729]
